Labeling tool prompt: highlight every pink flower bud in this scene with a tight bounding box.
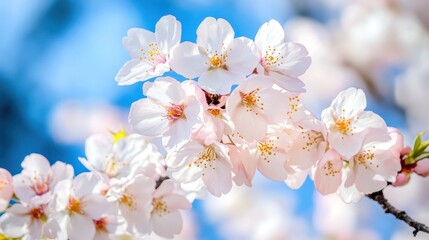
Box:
[414,158,429,177]
[392,172,410,187]
[400,146,411,157]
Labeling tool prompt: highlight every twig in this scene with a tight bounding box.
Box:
[367,190,429,236]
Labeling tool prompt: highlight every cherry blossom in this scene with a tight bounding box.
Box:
[116,15,181,85]
[129,77,204,148]
[253,19,311,92]
[13,153,74,204]
[79,131,165,180]
[321,87,388,159]
[0,169,13,212]
[166,139,232,197]
[0,195,50,240]
[150,180,191,238]
[170,17,258,94]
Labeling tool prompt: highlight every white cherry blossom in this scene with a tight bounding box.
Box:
[253,19,311,92]
[116,15,181,85]
[13,153,74,204]
[0,169,13,212]
[321,87,388,159]
[129,77,204,149]
[170,17,258,94]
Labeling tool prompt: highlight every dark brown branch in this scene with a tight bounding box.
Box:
[367,190,429,236]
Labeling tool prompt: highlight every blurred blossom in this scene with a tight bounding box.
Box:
[148,211,198,240]
[203,184,312,240]
[313,193,381,240]
[395,43,429,133]
[49,100,127,145]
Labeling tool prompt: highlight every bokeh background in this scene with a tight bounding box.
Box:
[1,0,429,239]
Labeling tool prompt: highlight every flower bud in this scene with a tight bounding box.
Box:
[414,158,429,177]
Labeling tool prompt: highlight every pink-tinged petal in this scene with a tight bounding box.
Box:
[274,42,311,77]
[0,169,13,211]
[354,111,387,134]
[163,194,191,211]
[199,69,245,94]
[82,194,112,220]
[331,88,366,117]
[115,59,155,85]
[233,107,267,142]
[415,158,429,177]
[314,150,343,195]
[387,127,404,158]
[152,211,183,238]
[129,98,168,137]
[51,161,74,183]
[69,214,96,240]
[336,183,364,204]
[285,169,308,189]
[257,152,289,181]
[74,173,101,199]
[329,130,366,159]
[163,118,194,149]
[255,19,285,49]
[21,153,51,177]
[123,28,156,58]
[27,219,43,240]
[166,140,203,168]
[202,159,232,197]
[269,74,306,93]
[170,42,208,79]
[226,38,259,75]
[155,15,181,53]
[12,174,34,204]
[0,212,28,238]
[154,180,175,198]
[145,77,185,105]
[197,17,234,53]
[229,146,256,187]
[354,165,387,194]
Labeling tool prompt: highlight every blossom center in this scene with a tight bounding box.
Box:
[29,206,47,221]
[354,149,376,169]
[262,46,283,69]
[105,158,121,178]
[152,198,169,216]
[165,103,185,121]
[207,108,222,118]
[189,145,217,172]
[120,192,136,210]
[0,179,8,191]
[33,178,50,195]
[257,140,277,163]
[323,161,340,176]
[240,89,264,114]
[208,52,228,70]
[139,43,166,65]
[94,217,108,232]
[68,197,84,215]
[335,116,354,135]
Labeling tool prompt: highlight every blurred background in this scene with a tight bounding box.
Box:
[1,0,428,239]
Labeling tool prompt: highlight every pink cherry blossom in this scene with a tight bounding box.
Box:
[253,19,311,92]
[322,87,388,159]
[170,17,258,94]
[129,77,204,149]
[166,139,232,197]
[116,15,181,85]
[150,180,191,238]
[314,149,343,195]
[13,153,74,204]
[0,168,13,212]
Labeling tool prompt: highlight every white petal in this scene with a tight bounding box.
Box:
[329,131,366,159]
[197,17,234,53]
[145,77,185,105]
[255,19,285,50]
[170,42,208,79]
[257,152,289,181]
[115,59,155,85]
[330,88,366,117]
[274,42,311,77]
[226,38,259,75]
[155,15,181,53]
[82,194,112,219]
[284,170,308,189]
[0,212,28,238]
[129,99,168,137]
[164,194,191,210]
[199,69,245,94]
[69,214,96,240]
[202,158,232,196]
[151,211,183,238]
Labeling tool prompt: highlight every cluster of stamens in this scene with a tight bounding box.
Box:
[240,88,263,115]
[139,43,167,65]
[301,130,324,152]
[189,145,217,175]
[119,192,137,211]
[354,148,376,169]
[165,103,185,121]
[68,196,84,215]
[286,96,300,118]
[335,111,356,136]
[323,161,341,177]
[262,45,284,69]
[152,198,169,216]
[206,46,230,70]
[257,139,278,163]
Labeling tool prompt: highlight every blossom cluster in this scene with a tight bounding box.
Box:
[0,15,428,239]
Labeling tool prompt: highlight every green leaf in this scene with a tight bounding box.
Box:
[413,132,424,154]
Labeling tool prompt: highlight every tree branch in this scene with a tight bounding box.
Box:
[367,190,429,236]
